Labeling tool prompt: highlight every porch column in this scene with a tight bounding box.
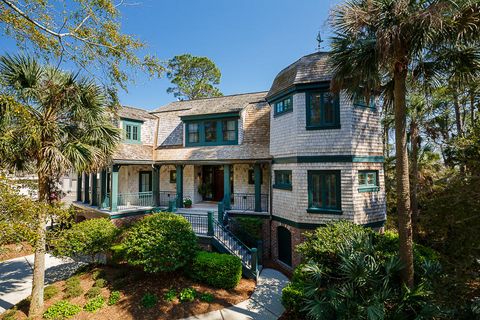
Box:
[90,172,97,206]
[100,169,107,208]
[83,172,90,203]
[76,173,82,201]
[152,164,160,207]
[176,164,183,208]
[223,164,231,210]
[254,163,262,212]
[110,164,120,212]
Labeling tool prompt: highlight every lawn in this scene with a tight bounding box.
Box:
[3,264,255,320]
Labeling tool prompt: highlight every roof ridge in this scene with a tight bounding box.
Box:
[171,90,267,103]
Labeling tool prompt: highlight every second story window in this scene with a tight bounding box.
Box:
[274,96,293,116]
[358,170,379,192]
[273,170,292,190]
[123,120,142,144]
[187,123,199,143]
[222,119,236,141]
[306,91,340,130]
[185,116,238,146]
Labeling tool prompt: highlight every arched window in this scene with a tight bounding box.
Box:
[277,226,292,266]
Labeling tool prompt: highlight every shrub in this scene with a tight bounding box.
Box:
[108,291,121,305]
[109,244,126,264]
[94,278,107,288]
[140,293,158,308]
[163,289,176,302]
[64,276,82,298]
[43,300,82,319]
[84,296,105,312]
[230,217,263,247]
[85,286,101,298]
[91,269,106,280]
[123,213,198,273]
[199,292,214,303]
[2,308,17,320]
[44,284,59,300]
[190,251,242,289]
[285,221,443,319]
[179,288,196,302]
[52,218,119,263]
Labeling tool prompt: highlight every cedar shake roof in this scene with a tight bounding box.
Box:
[113,143,153,161]
[266,52,331,99]
[151,91,268,115]
[118,105,157,121]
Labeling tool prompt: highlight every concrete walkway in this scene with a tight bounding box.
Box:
[0,254,83,314]
[184,268,289,320]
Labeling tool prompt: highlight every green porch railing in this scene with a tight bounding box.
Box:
[117,191,154,210]
[231,193,269,212]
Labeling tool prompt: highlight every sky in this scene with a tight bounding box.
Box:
[0,0,341,111]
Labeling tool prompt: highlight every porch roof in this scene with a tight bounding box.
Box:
[153,144,271,164]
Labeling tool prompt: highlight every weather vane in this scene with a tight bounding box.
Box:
[316,31,324,51]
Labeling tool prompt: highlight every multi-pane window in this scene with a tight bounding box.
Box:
[188,123,199,143]
[306,91,339,129]
[353,94,376,109]
[222,120,236,141]
[185,118,238,146]
[123,120,141,143]
[308,170,341,213]
[273,170,292,190]
[139,171,152,192]
[274,96,293,116]
[204,121,217,142]
[358,170,379,192]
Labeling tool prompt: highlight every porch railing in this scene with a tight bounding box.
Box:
[231,193,269,212]
[159,191,177,207]
[118,191,154,210]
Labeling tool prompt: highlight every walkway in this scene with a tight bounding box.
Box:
[183,268,289,320]
[0,254,83,314]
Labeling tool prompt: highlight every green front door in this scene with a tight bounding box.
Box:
[277,226,292,266]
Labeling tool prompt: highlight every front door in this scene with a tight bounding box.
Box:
[213,167,224,201]
[202,165,224,202]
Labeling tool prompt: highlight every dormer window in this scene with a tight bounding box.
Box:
[273,96,293,116]
[182,112,239,147]
[123,119,142,144]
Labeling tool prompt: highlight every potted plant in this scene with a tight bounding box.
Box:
[183,197,192,208]
[198,183,212,199]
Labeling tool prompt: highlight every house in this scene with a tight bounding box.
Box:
[73,52,386,270]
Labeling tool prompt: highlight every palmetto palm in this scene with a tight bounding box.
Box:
[329,0,480,287]
[0,54,121,316]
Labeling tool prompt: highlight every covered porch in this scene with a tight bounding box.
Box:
[73,160,271,216]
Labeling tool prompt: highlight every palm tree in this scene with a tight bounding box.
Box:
[0,54,121,316]
[329,0,480,287]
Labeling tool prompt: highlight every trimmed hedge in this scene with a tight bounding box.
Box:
[123,213,198,273]
[190,251,242,289]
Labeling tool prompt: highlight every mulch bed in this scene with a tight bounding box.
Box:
[6,264,256,320]
[0,243,33,262]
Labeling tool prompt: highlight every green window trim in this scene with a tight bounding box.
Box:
[353,94,376,109]
[273,95,293,117]
[248,169,263,185]
[306,90,340,130]
[169,170,177,183]
[358,170,379,192]
[123,120,142,144]
[307,170,342,214]
[184,117,239,147]
[273,170,292,190]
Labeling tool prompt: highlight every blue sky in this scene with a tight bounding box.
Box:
[1,0,341,110]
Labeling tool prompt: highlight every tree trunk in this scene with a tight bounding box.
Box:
[28,174,49,317]
[470,89,475,129]
[410,120,420,238]
[393,61,414,288]
[453,93,464,137]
